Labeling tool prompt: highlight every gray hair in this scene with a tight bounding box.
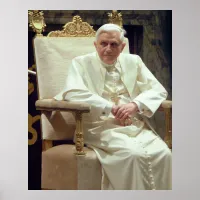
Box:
[95,23,126,42]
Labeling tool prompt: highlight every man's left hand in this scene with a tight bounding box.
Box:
[112,102,138,120]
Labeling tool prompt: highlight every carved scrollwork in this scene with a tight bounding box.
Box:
[74,111,85,155]
[48,15,96,37]
[28,10,46,36]
[28,114,40,145]
[108,10,123,28]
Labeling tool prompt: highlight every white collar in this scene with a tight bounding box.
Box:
[96,52,118,68]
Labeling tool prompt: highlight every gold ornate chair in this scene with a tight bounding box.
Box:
[29,10,172,190]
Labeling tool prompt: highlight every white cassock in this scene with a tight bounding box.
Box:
[54,52,172,190]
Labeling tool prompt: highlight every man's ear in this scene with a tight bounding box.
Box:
[94,41,97,49]
[120,42,126,52]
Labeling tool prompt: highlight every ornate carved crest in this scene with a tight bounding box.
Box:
[108,10,123,28]
[48,15,96,37]
[28,10,46,36]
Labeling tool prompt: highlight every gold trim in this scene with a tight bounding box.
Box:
[28,10,46,36]
[28,64,37,95]
[28,114,40,145]
[74,111,85,155]
[28,77,34,95]
[108,10,123,28]
[47,15,96,37]
[42,140,53,151]
[164,108,172,149]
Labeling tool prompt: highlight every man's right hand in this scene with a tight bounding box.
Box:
[111,105,132,126]
[111,105,118,116]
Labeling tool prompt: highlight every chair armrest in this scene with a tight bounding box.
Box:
[35,99,90,113]
[160,100,172,149]
[161,100,172,109]
[36,99,91,156]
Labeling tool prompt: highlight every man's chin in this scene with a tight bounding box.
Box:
[103,59,116,65]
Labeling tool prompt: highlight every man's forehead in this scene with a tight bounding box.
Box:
[97,31,121,41]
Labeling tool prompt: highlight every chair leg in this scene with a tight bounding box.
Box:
[42,140,53,151]
[164,107,172,149]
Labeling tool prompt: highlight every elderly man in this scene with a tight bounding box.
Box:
[54,24,172,190]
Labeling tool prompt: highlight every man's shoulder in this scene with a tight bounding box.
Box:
[120,53,140,61]
[73,52,96,62]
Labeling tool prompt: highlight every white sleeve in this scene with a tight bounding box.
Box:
[132,55,168,118]
[54,58,113,118]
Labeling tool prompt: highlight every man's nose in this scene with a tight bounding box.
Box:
[105,44,112,52]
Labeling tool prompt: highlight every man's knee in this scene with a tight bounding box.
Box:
[161,145,172,162]
[165,147,172,158]
[125,146,144,159]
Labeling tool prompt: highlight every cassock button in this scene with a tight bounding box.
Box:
[102,111,106,115]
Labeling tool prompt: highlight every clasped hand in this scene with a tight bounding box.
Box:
[111,102,138,126]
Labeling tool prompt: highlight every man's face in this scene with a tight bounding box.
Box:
[94,31,126,65]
